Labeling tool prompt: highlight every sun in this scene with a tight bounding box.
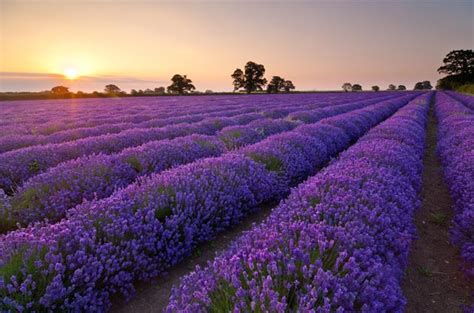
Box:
[64,68,79,80]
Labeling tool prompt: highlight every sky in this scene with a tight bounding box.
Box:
[0,0,473,92]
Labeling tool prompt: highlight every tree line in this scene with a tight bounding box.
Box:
[2,50,472,100]
[38,51,474,96]
[340,81,433,92]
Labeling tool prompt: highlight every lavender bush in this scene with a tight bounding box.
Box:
[435,91,474,277]
[167,92,431,312]
[1,96,404,231]
[0,93,418,311]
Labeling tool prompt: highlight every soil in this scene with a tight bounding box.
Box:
[401,100,473,312]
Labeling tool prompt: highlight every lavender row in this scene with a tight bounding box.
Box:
[0,119,296,233]
[0,92,386,123]
[0,105,254,154]
[0,93,388,136]
[167,92,431,312]
[0,95,246,131]
[0,96,392,233]
[0,95,330,153]
[0,94,416,311]
[435,92,474,277]
[0,93,400,192]
[446,90,474,110]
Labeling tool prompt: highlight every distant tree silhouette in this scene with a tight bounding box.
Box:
[414,81,432,90]
[414,82,424,90]
[51,86,70,95]
[167,74,195,94]
[154,87,166,94]
[205,89,213,94]
[352,84,362,91]
[342,83,352,92]
[422,81,433,90]
[131,89,139,96]
[231,61,267,93]
[387,84,396,91]
[144,88,154,95]
[104,84,122,95]
[283,80,295,92]
[267,76,286,93]
[398,85,407,90]
[371,85,380,92]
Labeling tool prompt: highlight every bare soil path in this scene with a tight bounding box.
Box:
[401,99,473,312]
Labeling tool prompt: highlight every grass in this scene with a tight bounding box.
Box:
[429,212,447,226]
[417,266,433,277]
[456,83,474,95]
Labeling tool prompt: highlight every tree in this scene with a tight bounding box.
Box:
[371,85,380,92]
[398,85,406,90]
[267,76,286,93]
[438,50,474,76]
[283,80,295,92]
[422,81,433,90]
[437,50,474,90]
[131,89,139,96]
[205,89,213,94]
[167,74,195,94]
[231,61,267,93]
[387,84,396,91]
[341,83,352,92]
[231,68,244,92]
[154,87,166,94]
[414,81,432,90]
[51,86,70,95]
[414,82,424,90]
[352,84,362,91]
[104,84,122,95]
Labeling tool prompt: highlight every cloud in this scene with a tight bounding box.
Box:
[0,72,168,92]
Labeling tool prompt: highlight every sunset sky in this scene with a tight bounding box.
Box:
[1,0,473,92]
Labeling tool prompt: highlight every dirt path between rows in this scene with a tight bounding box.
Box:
[401,99,473,312]
[110,202,276,313]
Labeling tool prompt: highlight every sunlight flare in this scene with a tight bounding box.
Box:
[64,68,79,80]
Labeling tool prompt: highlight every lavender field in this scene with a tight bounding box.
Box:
[0,91,472,312]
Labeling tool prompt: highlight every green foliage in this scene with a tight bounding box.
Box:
[0,246,52,312]
[247,153,283,172]
[124,155,144,173]
[456,83,474,95]
[28,160,40,174]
